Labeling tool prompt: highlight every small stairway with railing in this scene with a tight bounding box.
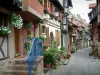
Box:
[2,58,37,75]
[1,38,43,75]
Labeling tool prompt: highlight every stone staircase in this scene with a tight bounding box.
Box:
[1,58,37,75]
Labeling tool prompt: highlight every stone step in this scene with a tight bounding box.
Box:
[9,58,27,65]
[7,65,37,71]
[2,70,36,75]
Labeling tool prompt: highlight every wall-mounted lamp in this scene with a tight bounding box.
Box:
[55,8,59,20]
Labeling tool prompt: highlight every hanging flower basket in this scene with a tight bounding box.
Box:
[11,14,23,29]
[0,26,11,37]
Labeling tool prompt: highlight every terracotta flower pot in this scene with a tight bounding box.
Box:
[44,64,51,68]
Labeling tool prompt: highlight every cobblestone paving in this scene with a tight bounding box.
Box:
[45,47,100,75]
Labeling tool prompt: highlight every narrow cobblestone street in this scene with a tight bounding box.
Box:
[45,47,100,75]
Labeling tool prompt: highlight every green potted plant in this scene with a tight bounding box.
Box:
[39,33,46,41]
[43,47,59,68]
[0,26,11,37]
[43,44,48,50]
[27,34,33,40]
[24,42,31,52]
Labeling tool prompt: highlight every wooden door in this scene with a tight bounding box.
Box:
[14,28,20,54]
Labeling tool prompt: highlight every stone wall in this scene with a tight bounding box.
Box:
[0,59,9,75]
[35,56,44,75]
[97,42,100,56]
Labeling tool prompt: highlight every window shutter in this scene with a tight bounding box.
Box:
[55,30,60,44]
[46,27,49,46]
[39,25,43,36]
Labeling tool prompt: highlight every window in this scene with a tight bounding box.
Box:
[0,13,8,27]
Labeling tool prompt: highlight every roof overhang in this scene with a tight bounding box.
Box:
[50,0,64,12]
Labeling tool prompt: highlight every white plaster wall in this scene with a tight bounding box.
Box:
[43,14,60,37]
[43,14,61,45]
[35,24,39,37]
[8,27,15,59]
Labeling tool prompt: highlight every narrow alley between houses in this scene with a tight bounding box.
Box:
[45,48,100,75]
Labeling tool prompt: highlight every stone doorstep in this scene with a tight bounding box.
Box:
[9,58,27,65]
[9,56,44,65]
[2,70,36,75]
[2,56,44,75]
[7,65,37,71]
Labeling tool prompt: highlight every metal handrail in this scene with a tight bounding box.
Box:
[27,38,43,75]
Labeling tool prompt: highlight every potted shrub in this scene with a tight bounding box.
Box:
[0,26,11,37]
[43,47,59,68]
[24,42,31,53]
[43,44,48,50]
[39,33,46,41]
[27,34,33,40]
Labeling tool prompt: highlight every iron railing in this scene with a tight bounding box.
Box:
[26,38,43,75]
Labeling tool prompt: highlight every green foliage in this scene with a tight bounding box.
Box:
[0,26,11,35]
[43,45,48,49]
[60,46,65,51]
[24,22,32,30]
[58,20,62,23]
[43,47,59,66]
[53,40,59,48]
[39,0,44,5]
[11,14,23,29]
[24,42,31,52]
[27,35,33,40]
[39,33,46,41]
[50,14,54,19]
[47,47,58,53]
[43,9,49,14]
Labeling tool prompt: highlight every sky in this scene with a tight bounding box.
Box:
[70,0,96,23]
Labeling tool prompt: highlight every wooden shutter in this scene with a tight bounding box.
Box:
[46,27,49,46]
[39,24,43,36]
[55,30,60,44]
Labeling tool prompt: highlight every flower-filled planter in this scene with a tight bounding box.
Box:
[11,14,23,29]
[0,26,11,37]
[24,42,31,52]
[27,34,33,40]
[39,33,46,41]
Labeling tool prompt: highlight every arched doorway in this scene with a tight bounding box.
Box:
[50,32,54,46]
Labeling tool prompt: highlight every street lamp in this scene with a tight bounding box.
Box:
[55,8,59,20]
